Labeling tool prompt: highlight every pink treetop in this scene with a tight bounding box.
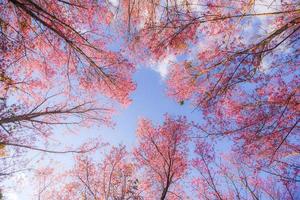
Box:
[1,0,136,106]
[39,145,141,200]
[134,114,191,200]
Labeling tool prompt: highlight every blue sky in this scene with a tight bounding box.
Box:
[101,67,203,146]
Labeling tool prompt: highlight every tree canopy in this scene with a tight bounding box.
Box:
[0,0,299,199]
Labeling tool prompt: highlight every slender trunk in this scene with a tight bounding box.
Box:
[160,188,168,200]
[160,181,171,200]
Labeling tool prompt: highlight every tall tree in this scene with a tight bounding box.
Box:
[134,114,191,200]
[192,141,299,200]
[39,145,141,200]
[2,0,136,105]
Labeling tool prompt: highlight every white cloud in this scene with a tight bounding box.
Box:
[108,0,119,7]
[4,192,19,200]
[253,0,282,34]
[254,0,281,13]
[2,172,31,200]
[260,56,271,73]
[151,54,176,79]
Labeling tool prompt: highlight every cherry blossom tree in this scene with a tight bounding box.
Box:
[38,145,141,200]
[0,0,137,135]
[2,0,136,104]
[192,140,299,200]
[134,114,191,200]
